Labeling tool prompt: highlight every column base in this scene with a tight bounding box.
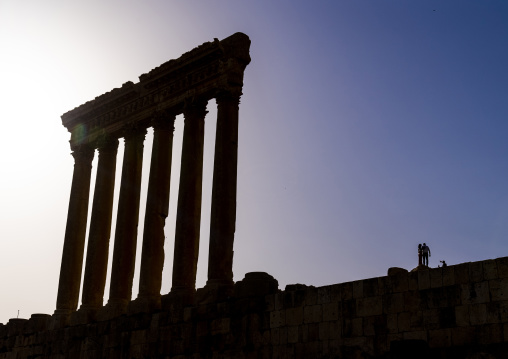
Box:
[97,299,128,321]
[196,280,234,305]
[128,295,161,314]
[70,305,99,325]
[51,309,72,329]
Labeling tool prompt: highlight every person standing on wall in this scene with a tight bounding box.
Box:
[422,243,431,266]
[418,243,422,266]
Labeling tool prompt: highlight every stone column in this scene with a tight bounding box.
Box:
[55,145,95,315]
[74,138,119,322]
[170,101,207,302]
[131,113,175,313]
[206,92,240,291]
[103,127,146,317]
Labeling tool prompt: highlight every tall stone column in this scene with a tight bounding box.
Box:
[55,145,95,315]
[131,113,175,313]
[73,137,119,323]
[170,101,207,302]
[102,127,146,317]
[206,91,240,292]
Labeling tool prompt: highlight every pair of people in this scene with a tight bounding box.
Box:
[418,243,431,266]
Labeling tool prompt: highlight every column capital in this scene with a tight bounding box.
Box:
[70,144,95,163]
[151,109,176,132]
[215,88,242,104]
[122,123,147,141]
[95,135,119,154]
[183,98,208,119]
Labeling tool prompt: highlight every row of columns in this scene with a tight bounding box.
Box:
[55,93,240,320]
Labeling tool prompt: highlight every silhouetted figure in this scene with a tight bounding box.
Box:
[440,260,447,267]
[422,243,431,266]
[418,244,422,266]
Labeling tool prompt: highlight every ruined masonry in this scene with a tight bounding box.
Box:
[1,33,508,358]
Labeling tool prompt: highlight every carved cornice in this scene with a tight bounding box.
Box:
[61,33,250,149]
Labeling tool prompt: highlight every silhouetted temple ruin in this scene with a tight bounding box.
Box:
[55,32,251,324]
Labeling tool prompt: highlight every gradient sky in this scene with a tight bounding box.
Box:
[0,1,507,324]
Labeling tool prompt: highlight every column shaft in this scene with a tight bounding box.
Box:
[207,93,240,288]
[80,138,119,310]
[107,129,146,311]
[55,145,95,313]
[135,115,175,308]
[171,102,207,295]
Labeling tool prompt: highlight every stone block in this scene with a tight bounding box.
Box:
[392,273,408,293]
[279,327,288,345]
[386,314,398,333]
[430,268,443,288]
[340,282,353,300]
[287,326,298,344]
[397,312,410,332]
[285,307,303,326]
[377,276,392,295]
[274,293,284,311]
[356,296,382,317]
[308,323,319,341]
[442,266,455,286]
[402,330,427,341]
[470,304,487,325]
[351,318,363,337]
[461,282,490,304]
[483,259,498,280]
[469,261,483,282]
[455,305,470,327]
[499,300,508,321]
[383,293,404,314]
[211,318,230,335]
[304,287,318,306]
[489,278,508,301]
[451,326,475,346]
[486,302,501,323]
[271,328,280,345]
[317,286,331,304]
[318,322,330,341]
[303,305,322,324]
[322,302,338,322]
[352,281,363,299]
[363,315,387,336]
[496,257,508,278]
[454,263,470,284]
[341,299,356,319]
[363,278,379,297]
[329,320,341,339]
[409,311,424,330]
[476,323,503,345]
[418,270,430,290]
[408,271,418,291]
[428,328,451,348]
[270,311,285,329]
[403,291,422,312]
[423,309,440,329]
[264,295,275,312]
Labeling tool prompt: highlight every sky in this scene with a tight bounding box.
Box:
[0,1,507,324]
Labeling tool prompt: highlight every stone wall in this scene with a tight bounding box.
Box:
[2,258,508,358]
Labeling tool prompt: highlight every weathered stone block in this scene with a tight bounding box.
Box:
[496,257,508,278]
[402,330,427,341]
[418,270,430,290]
[329,320,341,339]
[451,326,475,346]
[317,286,331,304]
[264,295,275,312]
[461,282,490,304]
[340,282,353,300]
[304,287,318,306]
[397,312,410,332]
[469,261,484,282]
[279,327,288,345]
[408,271,418,291]
[386,314,398,333]
[307,323,319,341]
[318,322,330,341]
[356,296,382,317]
[477,323,503,345]
[454,263,470,284]
[486,302,501,323]
[271,328,280,345]
[392,273,409,293]
[430,268,443,288]
[285,307,303,326]
[410,311,424,330]
[270,311,285,329]
[211,318,230,335]
[303,305,322,324]
[489,278,508,301]
[287,326,298,344]
[442,266,455,286]
[470,304,487,325]
[455,305,470,327]
[377,276,392,295]
[322,302,338,322]
[428,328,451,348]
[403,290,422,312]
[363,278,379,297]
[383,293,404,314]
[483,259,498,280]
[423,309,440,329]
[352,281,363,299]
[351,318,363,337]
